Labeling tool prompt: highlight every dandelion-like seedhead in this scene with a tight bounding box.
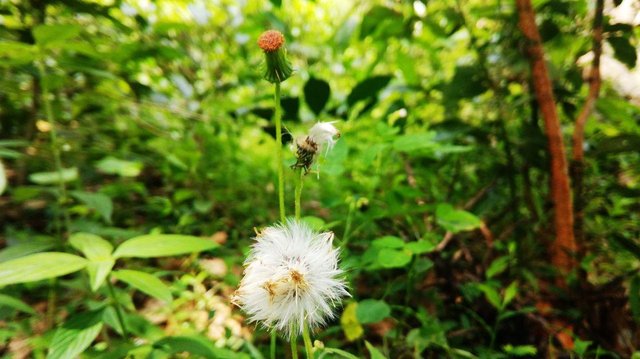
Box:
[234,220,349,337]
[292,122,340,174]
[258,30,293,83]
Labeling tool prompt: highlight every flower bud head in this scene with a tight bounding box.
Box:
[258,30,293,83]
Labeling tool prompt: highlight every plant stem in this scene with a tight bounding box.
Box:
[290,333,298,359]
[36,60,71,237]
[294,168,303,220]
[274,82,286,223]
[302,323,313,359]
[107,276,128,337]
[270,331,276,359]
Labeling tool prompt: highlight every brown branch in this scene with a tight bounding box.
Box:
[572,0,604,260]
[516,0,576,274]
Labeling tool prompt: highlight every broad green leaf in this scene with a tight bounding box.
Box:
[502,344,537,356]
[477,284,501,310]
[113,234,217,258]
[356,299,390,324]
[33,24,82,48]
[436,204,482,233]
[0,252,87,287]
[47,310,103,359]
[154,335,248,359]
[0,41,38,65]
[340,302,363,341]
[69,233,114,291]
[95,156,142,177]
[377,248,411,268]
[301,216,326,231]
[503,281,518,307]
[318,347,360,359]
[406,240,435,255]
[486,256,510,279]
[0,236,57,263]
[113,270,172,303]
[0,293,36,314]
[392,133,436,152]
[608,36,637,68]
[365,341,387,359]
[347,76,392,107]
[359,6,404,40]
[304,77,331,115]
[70,191,113,223]
[29,167,78,185]
[372,236,405,249]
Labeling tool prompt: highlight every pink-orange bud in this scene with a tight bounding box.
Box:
[258,30,285,52]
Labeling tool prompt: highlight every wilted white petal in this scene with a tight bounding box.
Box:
[308,122,340,152]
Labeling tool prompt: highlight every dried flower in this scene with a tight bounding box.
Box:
[292,122,340,174]
[258,30,293,83]
[234,220,349,337]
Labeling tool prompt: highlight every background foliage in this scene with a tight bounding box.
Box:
[0,0,639,358]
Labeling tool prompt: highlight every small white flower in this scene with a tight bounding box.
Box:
[308,121,340,152]
[234,220,349,337]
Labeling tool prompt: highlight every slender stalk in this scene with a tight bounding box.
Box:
[46,278,57,328]
[294,168,304,220]
[107,276,128,337]
[270,331,276,359]
[290,332,298,359]
[36,60,71,236]
[302,323,313,359]
[274,82,286,223]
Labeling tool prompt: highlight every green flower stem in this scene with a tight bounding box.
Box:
[294,168,304,220]
[36,60,71,237]
[270,331,276,359]
[274,82,286,223]
[302,323,313,359]
[290,329,299,359]
[107,275,128,337]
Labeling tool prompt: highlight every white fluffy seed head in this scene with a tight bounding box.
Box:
[308,121,340,152]
[233,219,349,337]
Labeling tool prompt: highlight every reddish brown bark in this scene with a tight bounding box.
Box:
[572,0,604,254]
[516,0,576,273]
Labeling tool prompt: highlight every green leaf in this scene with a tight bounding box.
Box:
[0,41,38,65]
[113,270,172,303]
[486,256,510,279]
[502,344,537,356]
[95,156,142,177]
[0,293,37,314]
[0,236,57,263]
[113,234,217,258]
[503,281,518,307]
[347,76,392,107]
[608,36,637,68]
[69,233,114,291]
[154,335,247,359]
[477,284,501,309]
[0,252,87,287]
[406,240,435,255]
[33,24,82,48]
[356,299,390,324]
[436,204,482,233]
[318,347,360,359]
[372,236,405,249]
[340,302,364,341]
[29,167,78,185]
[377,248,412,268]
[304,77,331,115]
[360,6,405,40]
[392,133,436,152]
[70,191,113,223]
[365,341,387,359]
[0,160,6,195]
[47,310,103,359]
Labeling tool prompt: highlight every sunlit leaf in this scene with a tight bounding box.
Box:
[113,234,217,258]
[47,310,103,359]
[0,252,87,287]
[113,269,172,303]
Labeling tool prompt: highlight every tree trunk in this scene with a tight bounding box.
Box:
[515,0,576,274]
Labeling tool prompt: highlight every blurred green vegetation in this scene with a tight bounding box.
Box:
[0,0,639,358]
